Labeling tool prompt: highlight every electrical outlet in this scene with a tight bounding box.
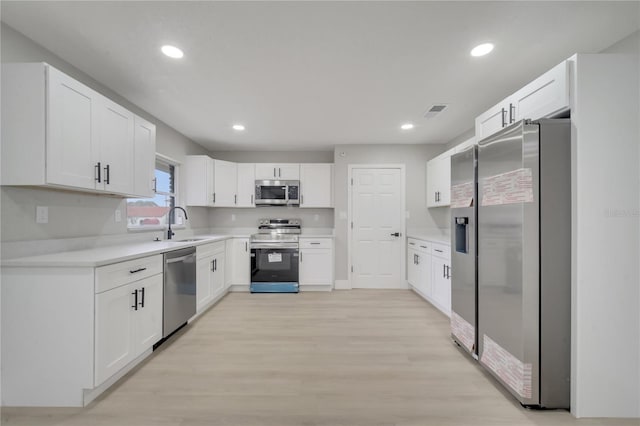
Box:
[36,206,48,224]
[114,210,122,222]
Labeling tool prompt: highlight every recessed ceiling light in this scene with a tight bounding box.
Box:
[401,123,414,130]
[161,45,184,59]
[232,124,246,131]
[471,43,494,57]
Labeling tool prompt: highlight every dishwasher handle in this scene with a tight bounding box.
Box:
[165,254,195,264]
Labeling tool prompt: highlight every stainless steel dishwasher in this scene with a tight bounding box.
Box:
[163,246,196,338]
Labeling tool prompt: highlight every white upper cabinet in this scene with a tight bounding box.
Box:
[236,163,256,207]
[300,163,333,208]
[455,136,476,153]
[185,155,214,207]
[1,63,155,197]
[426,148,454,208]
[47,66,101,190]
[511,60,569,124]
[255,163,300,180]
[475,60,569,141]
[133,116,156,198]
[213,159,237,207]
[98,98,135,195]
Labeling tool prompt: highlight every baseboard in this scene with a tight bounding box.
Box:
[229,284,250,292]
[300,285,332,292]
[334,279,351,290]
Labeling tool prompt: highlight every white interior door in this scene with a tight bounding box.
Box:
[351,167,404,288]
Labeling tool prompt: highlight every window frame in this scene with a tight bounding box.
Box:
[126,154,184,232]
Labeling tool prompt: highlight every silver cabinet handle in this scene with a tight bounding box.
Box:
[501,108,507,127]
[213,193,216,203]
[301,194,304,205]
[103,164,110,184]
[245,241,248,252]
[279,168,281,177]
[234,194,237,204]
[131,289,138,311]
[443,264,446,278]
[509,103,515,123]
[273,167,276,177]
[300,252,303,262]
[95,162,101,183]
[139,287,145,308]
[251,194,254,204]
[211,260,215,272]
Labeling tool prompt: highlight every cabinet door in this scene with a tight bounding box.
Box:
[185,156,214,207]
[277,164,300,180]
[431,256,451,316]
[513,60,569,122]
[475,103,507,141]
[299,249,332,286]
[407,248,420,288]
[255,163,278,180]
[236,163,256,207]
[132,275,163,356]
[213,160,237,207]
[98,98,135,195]
[212,253,226,298]
[232,238,250,285]
[417,251,431,295]
[95,283,135,386]
[46,66,100,190]
[439,155,451,206]
[426,157,441,207]
[133,116,156,198]
[300,164,333,208]
[196,254,215,312]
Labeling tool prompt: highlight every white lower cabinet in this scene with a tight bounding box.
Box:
[1,253,164,407]
[226,237,250,287]
[430,244,451,316]
[196,241,226,313]
[299,238,334,288]
[407,239,430,295]
[407,238,451,317]
[94,273,162,386]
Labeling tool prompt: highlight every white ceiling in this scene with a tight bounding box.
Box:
[2,1,639,151]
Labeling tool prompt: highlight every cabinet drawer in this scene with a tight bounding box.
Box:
[431,242,451,260]
[299,238,333,249]
[95,255,163,294]
[197,241,225,259]
[407,238,430,254]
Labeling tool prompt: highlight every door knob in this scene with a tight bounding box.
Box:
[390,232,401,237]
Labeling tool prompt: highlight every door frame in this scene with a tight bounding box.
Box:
[347,164,407,289]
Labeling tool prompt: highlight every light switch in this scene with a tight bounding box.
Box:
[36,206,48,224]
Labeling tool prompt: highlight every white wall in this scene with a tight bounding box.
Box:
[0,23,211,246]
[332,144,447,281]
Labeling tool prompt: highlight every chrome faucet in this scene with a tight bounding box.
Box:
[166,206,188,240]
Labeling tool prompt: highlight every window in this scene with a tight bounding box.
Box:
[127,157,183,229]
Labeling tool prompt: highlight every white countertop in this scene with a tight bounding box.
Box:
[1,231,335,268]
[406,230,451,245]
[2,234,235,268]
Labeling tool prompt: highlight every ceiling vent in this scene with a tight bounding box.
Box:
[424,104,448,119]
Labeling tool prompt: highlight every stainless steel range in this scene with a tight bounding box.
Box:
[250,218,301,293]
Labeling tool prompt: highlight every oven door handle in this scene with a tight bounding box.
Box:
[250,243,299,249]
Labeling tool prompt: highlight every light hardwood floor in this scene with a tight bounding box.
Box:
[2,290,636,426]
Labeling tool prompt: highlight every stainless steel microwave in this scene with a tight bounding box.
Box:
[255,180,300,206]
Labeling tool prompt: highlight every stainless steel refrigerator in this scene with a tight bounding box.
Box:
[450,145,478,359]
[476,119,571,408]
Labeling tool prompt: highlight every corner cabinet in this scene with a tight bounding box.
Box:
[475,60,569,140]
[300,164,333,208]
[1,62,155,197]
[185,156,238,207]
[299,237,334,289]
[1,254,164,407]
